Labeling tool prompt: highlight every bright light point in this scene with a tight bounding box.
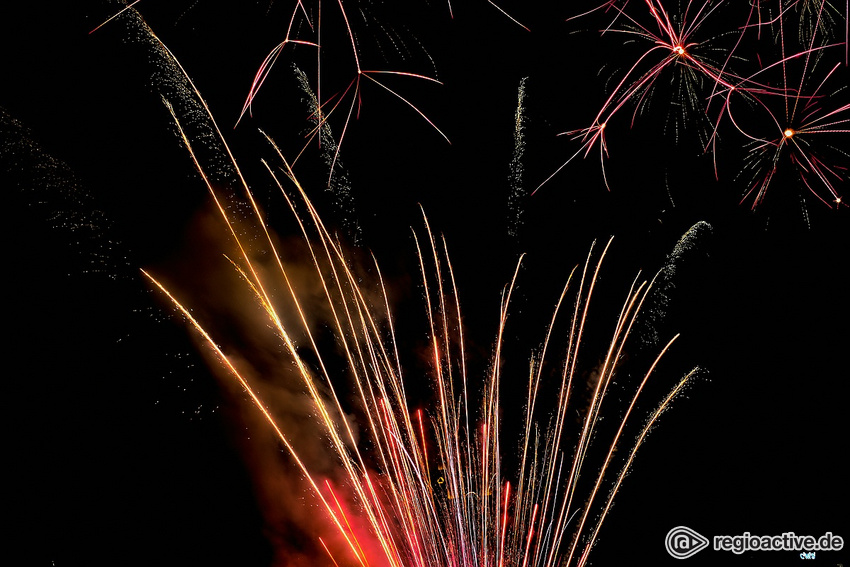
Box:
[784,128,795,138]
[673,45,685,56]
[599,122,606,129]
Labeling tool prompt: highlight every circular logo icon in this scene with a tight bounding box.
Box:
[665,526,710,559]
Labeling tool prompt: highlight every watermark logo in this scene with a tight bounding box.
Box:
[666,526,710,559]
[665,527,844,559]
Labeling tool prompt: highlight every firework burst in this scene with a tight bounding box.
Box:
[541,0,751,191]
[543,0,849,212]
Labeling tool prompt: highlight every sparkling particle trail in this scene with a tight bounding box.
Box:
[508,77,529,239]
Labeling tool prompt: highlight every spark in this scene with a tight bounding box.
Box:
[89,0,145,35]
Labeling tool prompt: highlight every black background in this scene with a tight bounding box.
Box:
[3,1,847,566]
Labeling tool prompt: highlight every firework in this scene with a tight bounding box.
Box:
[7,4,848,566]
[733,1,850,209]
[543,0,849,211]
[234,0,449,186]
[138,29,700,566]
[541,0,752,191]
[146,156,698,567]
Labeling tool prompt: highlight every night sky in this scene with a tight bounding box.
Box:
[3,1,848,566]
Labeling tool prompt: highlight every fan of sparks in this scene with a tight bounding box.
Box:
[139,40,699,567]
